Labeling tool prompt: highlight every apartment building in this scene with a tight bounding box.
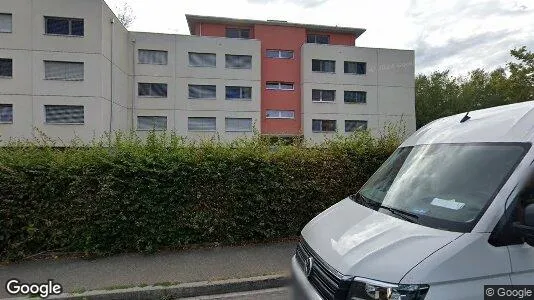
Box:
[0,0,416,144]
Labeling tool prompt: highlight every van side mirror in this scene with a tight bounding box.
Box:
[513,204,534,247]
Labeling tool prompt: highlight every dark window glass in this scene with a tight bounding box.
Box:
[137,116,167,131]
[45,17,84,36]
[226,86,252,100]
[312,59,335,72]
[0,104,13,123]
[0,58,13,77]
[189,85,217,99]
[225,54,252,69]
[307,34,330,44]
[312,89,335,102]
[312,119,336,132]
[226,28,250,39]
[344,91,367,103]
[345,120,368,132]
[345,61,367,74]
[138,83,167,97]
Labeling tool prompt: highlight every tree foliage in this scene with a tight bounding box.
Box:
[115,1,136,29]
[416,47,534,128]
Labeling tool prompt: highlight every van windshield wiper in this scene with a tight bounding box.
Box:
[379,205,419,224]
[352,193,419,224]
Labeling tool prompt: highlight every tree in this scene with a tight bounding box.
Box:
[115,1,136,29]
[508,46,534,102]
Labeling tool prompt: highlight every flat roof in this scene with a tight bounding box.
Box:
[185,14,366,38]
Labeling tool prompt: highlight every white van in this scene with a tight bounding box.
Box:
[292,102,534,300]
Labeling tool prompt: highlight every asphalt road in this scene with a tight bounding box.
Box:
[183,287,290,300]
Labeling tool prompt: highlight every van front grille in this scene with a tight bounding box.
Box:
[295,241,351,300]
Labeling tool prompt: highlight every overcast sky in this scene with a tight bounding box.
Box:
[103,0,534,75]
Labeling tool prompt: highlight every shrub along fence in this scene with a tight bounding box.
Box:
[0,131,400,262]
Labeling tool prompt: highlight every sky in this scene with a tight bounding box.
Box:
[103,0,534,75]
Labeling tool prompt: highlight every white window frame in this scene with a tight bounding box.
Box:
[266,49,294,59]
[137,116,168,131]
[138,49,168,65]
[188,117,217,132]
[312,89,336,103]
[44,61,84,81]
[226,28,251,39]
[0,13,13,33]
[44,105,84,125]
[266,110,295,119]
[225,118,253,132]
[266,82,294,91]
[0,103,13,124]
[188,52,216,68]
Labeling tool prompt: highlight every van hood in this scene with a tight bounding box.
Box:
[301,198,462,283]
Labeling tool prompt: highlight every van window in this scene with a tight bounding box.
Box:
[357,143,529,232]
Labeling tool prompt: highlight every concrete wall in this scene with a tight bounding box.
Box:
[131,33,261,139]
[301,44,416,143]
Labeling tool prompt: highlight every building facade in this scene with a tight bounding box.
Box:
[0,0,416,144]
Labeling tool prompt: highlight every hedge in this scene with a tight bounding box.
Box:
[0,131,400,261]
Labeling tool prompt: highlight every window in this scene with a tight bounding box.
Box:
[45,17,84,36]
[225,55,252,69]
[226,28,251,39]
[0,58,12,77]
[266,110,295,119]
[138,50,168,65]
[307,34,329,44]
[312,119,336,132]
[138,83,167,98]
[189,52,216,67]
[266,82,294,91]
[137,116,167,131]
[225,118,252,132]
[312,59,335,73]
[226,86,252,100]
[45,105,84,124]
[345,61,367,75]
[344,91,367,103]
[312,89,335,102]
[0,104,13,124]
[0,13,12,33]
[188,117,216,131]
[345,120,368,132]
[44,61,84,81]
[266,50,294,59]
[189,85,216,99]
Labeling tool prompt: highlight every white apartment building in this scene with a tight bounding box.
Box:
[0,0,416,144]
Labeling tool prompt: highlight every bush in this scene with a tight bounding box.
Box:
[0,130,401,261]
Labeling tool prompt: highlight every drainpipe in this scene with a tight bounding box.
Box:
[109,18,115,134]
[131,38,136,130]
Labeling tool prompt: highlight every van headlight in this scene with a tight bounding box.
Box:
[348,278,429,300]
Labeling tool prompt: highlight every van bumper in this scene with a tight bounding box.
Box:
[291,255,323,300]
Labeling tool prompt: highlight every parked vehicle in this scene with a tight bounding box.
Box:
[292,101,534,300]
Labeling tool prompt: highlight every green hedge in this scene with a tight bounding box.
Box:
[0,132,399,261]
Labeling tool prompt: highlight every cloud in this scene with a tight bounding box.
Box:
[247,0,328,8]
[407,0,534,74]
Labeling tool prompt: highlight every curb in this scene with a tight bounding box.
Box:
[47,274,291,300]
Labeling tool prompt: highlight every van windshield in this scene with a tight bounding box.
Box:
[357,143,530,232]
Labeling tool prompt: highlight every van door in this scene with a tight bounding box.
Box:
[507,179,534,285]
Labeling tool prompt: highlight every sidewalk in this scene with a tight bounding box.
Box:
[0,241,297,299]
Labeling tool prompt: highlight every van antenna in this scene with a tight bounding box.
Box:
[460,112,471,123]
